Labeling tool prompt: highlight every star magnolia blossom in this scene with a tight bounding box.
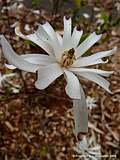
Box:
[0,17,116,100]
[0,72,16,87]
[86,96,97,109]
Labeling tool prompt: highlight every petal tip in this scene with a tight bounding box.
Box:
[5,63,17,70]
[64,16,71,21]
[113,46,117,53]
[93,32,102,38]
[108,46,117,56]
[108,71,114,75]
[42,21,49,27]
[35,81,40,89]
[75,26,83,33]
[97,33,102,38]
[105,83,112,93]
[15,26,26,39]
[35,80,45,90]
[107,89,112,94]
[15,26,19,35]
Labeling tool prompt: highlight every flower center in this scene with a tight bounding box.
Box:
[60,48,76,67]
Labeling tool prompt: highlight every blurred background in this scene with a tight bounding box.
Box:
[0,0,120,159]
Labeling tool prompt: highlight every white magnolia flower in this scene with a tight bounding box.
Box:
[86,96,97,109]
[73,136,101,160]
[83,13,90,19]
[0,17,116,100]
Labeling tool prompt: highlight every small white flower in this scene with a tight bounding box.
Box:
[0,72,21,93]
[11,87,20,93]
[0,17,116,100]
[96,19,104,25]
[0,72,16,87]
[115,2,120,11]
[73,136,101,160]
[24,24,31,32]
[95,13,105,25]
[86,96,97,109]
[83,13,90,19]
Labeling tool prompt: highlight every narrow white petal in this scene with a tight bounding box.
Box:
[73,88,88,135]
[75,72,111,93]
[36,24,50,42]
[5,54,55,69]
[42,22,57,40]
[72,47,116,67]
[88,155,98,160]
[83,47,116,61]
[75,32,102,58]
[42,22,61,56]
[0,35,39,73]
[15,26,27,39]
[56,32,63,46]
[69,68,113,77]
[64,69,81,99]
[63,17,72,49]
[73,146,81,153]
[55,33,63,60]
[72,57,108,67]
[71,27,83,48]
[35,63,63,89]
[88,151,100,155]
[21,54,56,65]
[88,145,101,151]
[37,24,62,54]
[86,47,116,59]
[15,26,54,56]
[5,64,17,69]
[3,73,16,78]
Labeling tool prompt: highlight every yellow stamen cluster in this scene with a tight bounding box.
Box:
[60,48,76,67]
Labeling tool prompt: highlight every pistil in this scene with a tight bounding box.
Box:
[60,48,76,67]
